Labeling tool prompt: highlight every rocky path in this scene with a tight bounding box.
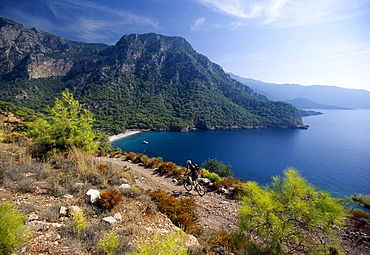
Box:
[105,157,240,232]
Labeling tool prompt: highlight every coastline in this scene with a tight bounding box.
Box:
[109,130,141,142]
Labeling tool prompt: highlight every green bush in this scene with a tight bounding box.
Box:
[127,229,188,255]
[0,201,30,255]
[27,89,100,157]
[97,231,120,255]
[72,210,88,238]
[201,169,222,183]
[201,158,234,177]
[238,167,346,254]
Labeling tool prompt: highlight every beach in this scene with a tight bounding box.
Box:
[109,130,141,142]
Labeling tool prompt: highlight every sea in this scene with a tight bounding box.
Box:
[112,109,370,203]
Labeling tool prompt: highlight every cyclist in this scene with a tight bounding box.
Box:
[185,160,199,185]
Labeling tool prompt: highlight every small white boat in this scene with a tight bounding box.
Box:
[142,141,148,144]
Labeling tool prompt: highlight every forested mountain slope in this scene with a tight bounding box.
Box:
[0,17,306,133]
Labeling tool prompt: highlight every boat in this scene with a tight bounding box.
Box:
[142,141,148,144]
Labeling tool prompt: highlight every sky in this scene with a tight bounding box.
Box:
[1,0,370,91]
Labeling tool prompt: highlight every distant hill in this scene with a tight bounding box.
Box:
[0,17,306,133]
[229,73,370,109]
[285,98,350,110]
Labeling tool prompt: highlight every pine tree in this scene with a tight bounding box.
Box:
[27,89,99,156]
[238,167,346,254]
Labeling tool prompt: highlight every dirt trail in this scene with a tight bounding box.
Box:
[106,157,240,232]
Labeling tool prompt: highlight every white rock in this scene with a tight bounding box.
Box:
[59,206,67,217]
[119,183,131,189]
[86,188,100,203]
[114,213,122,221]
[102,216,117,224]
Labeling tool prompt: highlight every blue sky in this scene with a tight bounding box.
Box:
[1,0,370,91]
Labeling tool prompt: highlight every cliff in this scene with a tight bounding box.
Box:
[0,17,306,133]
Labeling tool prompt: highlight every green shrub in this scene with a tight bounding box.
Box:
[97,231,120,255]
[238,167,346,254]
[127,229,188,255]
[202,158,234,177]
[0,201,30,255]
[27,89,100,157]
[72,210,88,238]
[202,169,222,183]
[0,130,4,142]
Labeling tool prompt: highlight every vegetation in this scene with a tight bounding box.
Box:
[0,31,305,134]
[202,158,234,177]
[97,231,120,255]
[238,167,346,254]
[0,201,30,255]
[98,189,123,211]
[147,189,201,235]
[26,89,103,157]
[72,210,88,239]
[0,81,366,254]
[127,230,188,255]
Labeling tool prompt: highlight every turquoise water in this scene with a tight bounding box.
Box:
[113,110,370,199]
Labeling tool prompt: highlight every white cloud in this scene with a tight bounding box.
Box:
[42,0,160,43]
[191,17,206,30]
[196,0,370,27]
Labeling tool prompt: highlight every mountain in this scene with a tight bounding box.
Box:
[229,73,370,109]
[285,98,350,110]
[0,17,306,133]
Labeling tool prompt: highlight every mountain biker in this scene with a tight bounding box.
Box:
[185,160,199,185]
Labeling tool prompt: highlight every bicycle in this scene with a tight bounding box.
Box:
[183,175,206,197]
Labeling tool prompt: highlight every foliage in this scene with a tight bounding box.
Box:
[98,189,123,210]
[3,132,28,144]
[213,178,234,190]
[27,89,101,156]
[145,157,163,169]
[0,201,30,255]
[125,152,137,161]
[157,161,183,176]
[201,169,222,183]
[147,189,201,235]
[205,231,248,254]
[132,153,149,164]
[72,210,88,237]
[127,229,188,255]
[97,231,120,255]
[238,167,346,254]
[202,158,234,177]
[0,34,304,134]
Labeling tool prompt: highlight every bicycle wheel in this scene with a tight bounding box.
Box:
[196,182,206,197]
[184,179,193,191]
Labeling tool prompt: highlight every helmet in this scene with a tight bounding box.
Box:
[186,160,192,165]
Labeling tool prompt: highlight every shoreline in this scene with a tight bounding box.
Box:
[109,130,141,142]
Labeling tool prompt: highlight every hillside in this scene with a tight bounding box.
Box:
[229,73,370,109]
[1,142,370,254]
[0,17,306,133]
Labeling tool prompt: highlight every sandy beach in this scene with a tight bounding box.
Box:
[109,130,141,142]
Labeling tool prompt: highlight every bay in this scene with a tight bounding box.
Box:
[113,109,370,200]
